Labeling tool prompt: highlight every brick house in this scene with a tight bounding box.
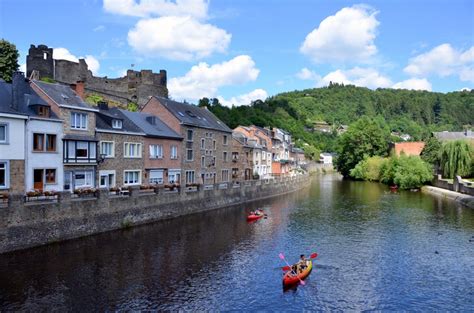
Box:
[31,80,99,191]
[120,109,183,186]
[95,102,146,188]
[390,141,426,156]
[141,96,233,186]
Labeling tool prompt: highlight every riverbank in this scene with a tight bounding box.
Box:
[0,175,309,254]
[421,185,474,209]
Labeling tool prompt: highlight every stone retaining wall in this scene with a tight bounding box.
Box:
[0,175,309,254]
[432,174,474,196]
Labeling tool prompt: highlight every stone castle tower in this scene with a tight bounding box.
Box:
[26,44,168,107]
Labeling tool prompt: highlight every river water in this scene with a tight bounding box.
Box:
[0,175,473,311]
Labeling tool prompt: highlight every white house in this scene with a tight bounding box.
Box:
[319,153,334,164]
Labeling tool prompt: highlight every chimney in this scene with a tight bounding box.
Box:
[11,71,25,111]
[98,101,109,110]
[75,81,85,99]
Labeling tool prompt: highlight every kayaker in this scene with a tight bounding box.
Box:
[297,254,307,273]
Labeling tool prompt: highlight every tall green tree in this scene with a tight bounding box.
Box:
[421,136,442,165]
[380,155,433,189]
[439,140,473,178]
[335,116,391,177]
[0,39,19,82]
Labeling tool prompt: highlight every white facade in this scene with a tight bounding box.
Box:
[0,114,26,160]
[320,153,333,164]
[25,118,64,192]
[0,114,26,190]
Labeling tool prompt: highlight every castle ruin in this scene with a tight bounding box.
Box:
[26,44,168,107]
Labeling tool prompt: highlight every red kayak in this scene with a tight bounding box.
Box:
[247,213,264,221]
[283,260,312,287]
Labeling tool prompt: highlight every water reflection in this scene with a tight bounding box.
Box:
[0,175,473,311]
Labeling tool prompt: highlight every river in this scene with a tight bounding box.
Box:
[0,174,473,311]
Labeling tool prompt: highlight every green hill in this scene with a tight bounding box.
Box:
[206,84,474,156]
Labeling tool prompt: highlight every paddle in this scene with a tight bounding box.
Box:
[281,253,318,271]
[279,253,305,285]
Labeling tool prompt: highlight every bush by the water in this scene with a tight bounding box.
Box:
[351,154,433,189]
[350,156,388,181]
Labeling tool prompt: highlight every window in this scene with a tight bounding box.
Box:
[213,140,216,150]
[99,171,115,188]
[186,149,193,161]
[201,138,205,149]
[100,141,114,157]
[0,124,6,143]
[170,145,178,159]
[223,151,228,162]
[74,171,94,188]
[212,156,216,166]
[37,106,50,117]
[124,170,141,185]
[45,169,56,184]
[33,133,44,151]
[149,170,164,184]
[168,169,180,183]
[70,112,88,130]
[222,169,229,182]
[201,156,205,167]
[0,162,7,188]
[33,133,56,152]
[46,135,56,151]
[223,135,228,145]
[124,143,142,158]
[77,141,89,157]
[185,170,195,184]
[112,119,122,129]
[187,129,193,141]
[149,144,163,159]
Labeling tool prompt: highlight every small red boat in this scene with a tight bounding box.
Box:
[283,260,312,287]
[247,213,264,221]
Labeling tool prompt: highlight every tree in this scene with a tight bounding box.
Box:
[350,156,388,181]
[0,39,19,82]
[439,140,473,178]
[420,136,442,166]
[335,116,391,177]
[380,155,432,189]
[198,97,210,108]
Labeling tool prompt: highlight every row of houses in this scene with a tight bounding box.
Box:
[0,72,305,194]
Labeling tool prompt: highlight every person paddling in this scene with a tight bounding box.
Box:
[297,254,307,273]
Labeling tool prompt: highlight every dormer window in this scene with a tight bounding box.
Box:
[112,119,122,129]
[186,110,196,118]
[37,106,50,117]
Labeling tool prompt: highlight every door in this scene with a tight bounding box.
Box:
[64,171,72,191]
[33,169,44,191]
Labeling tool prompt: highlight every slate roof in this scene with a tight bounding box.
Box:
[0,76,60,120]
[95,107,143,134]
[32,80,94,110]
[433,131,474,141]
[153,96,232,133]
[120,109,183,140]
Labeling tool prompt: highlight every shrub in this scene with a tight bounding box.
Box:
[381,155,432,189]
[350,156,388,181]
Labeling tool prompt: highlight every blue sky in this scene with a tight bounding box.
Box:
[1,0,473,106]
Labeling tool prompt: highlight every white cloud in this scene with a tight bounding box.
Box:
[169,55,260,101]
[127,16,231,60]
[93,25,105,32]
[300,5,379,63]
[296,68,320,80]
[316,67,392,89]
[19,63,26,73]
[53,48,100,75]
[404,43,474,82]
[392,78,432,91]
[103,0,209,20]
[218,89,268,107]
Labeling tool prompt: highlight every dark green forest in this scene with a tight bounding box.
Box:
[203,83,474,157]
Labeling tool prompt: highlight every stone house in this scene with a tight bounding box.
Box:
[95,102,146,188]
[231,131,253,181]
[31,80,99,191]
[141,96,233,186]
[433,130,474,144]
[234,125,273,178]
[0,77,27,194]
[120,109,183,186]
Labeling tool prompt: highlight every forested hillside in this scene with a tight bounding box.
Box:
[205,84,474,156]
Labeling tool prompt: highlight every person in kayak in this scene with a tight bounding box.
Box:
[297,254,307,273]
